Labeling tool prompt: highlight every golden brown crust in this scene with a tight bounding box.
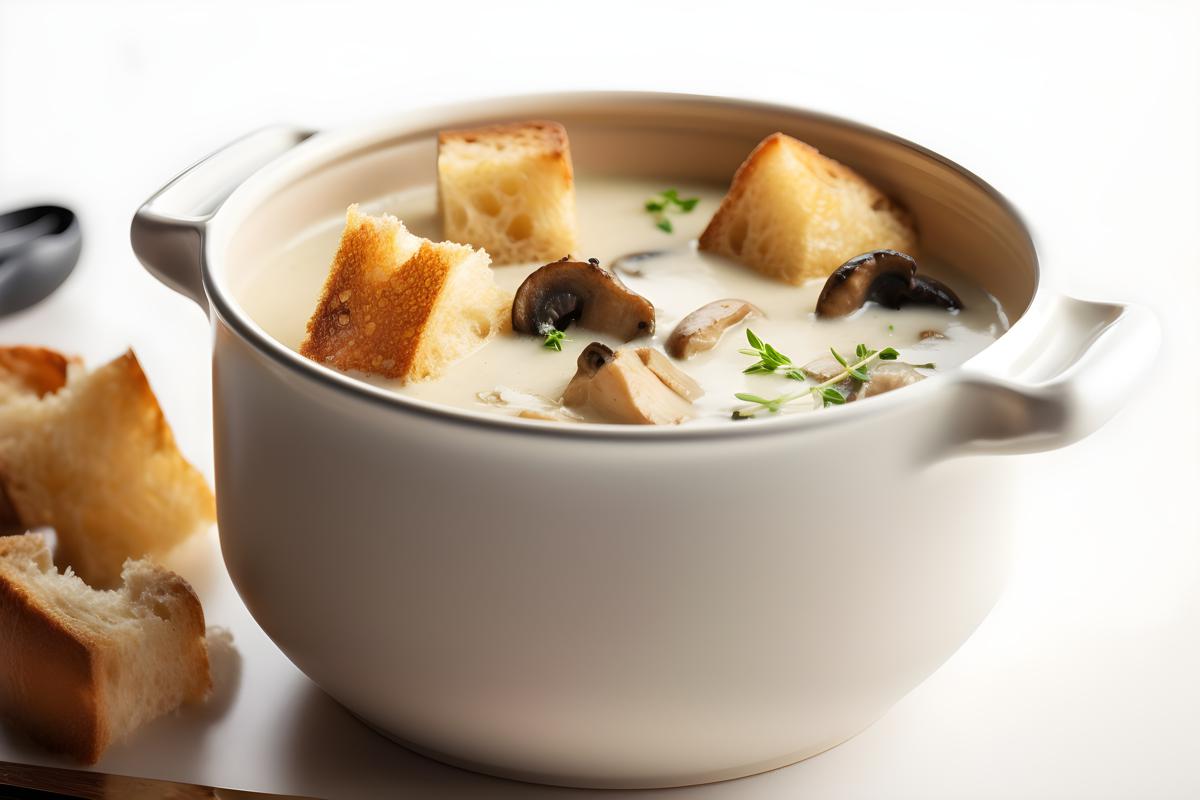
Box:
[437,120,570,160]
[0,535,105,763]
[0,346,74,398]
[300,213,452,379]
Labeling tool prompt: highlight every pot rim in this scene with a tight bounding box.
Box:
[203,90,1043,442]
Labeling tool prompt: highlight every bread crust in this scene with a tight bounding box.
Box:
[0,535,102,762]
[0,346,73,399]
[699,133,917,284]
[0,534,209,763]
[301,209,453,379]
[437,119,570,159]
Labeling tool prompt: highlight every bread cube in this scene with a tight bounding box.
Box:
[301,205,511,382]
[699,133,918,284]
[438,120,578,265]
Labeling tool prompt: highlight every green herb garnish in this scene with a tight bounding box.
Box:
[538,324,570,352]
[731,333,901,419]
[739,328,806,381]
[645,188,700,233]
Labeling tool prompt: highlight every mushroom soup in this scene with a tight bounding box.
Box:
[239,178,1008,426]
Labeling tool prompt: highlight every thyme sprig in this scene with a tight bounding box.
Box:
[732,335,900,419]
[739,329,806,381]
[645,189,700,233]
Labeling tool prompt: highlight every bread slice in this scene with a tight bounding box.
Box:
[0,533,210,763]
[0,349,216,588]
[699,133,918,285]
[438,120,578,265]
[300,205,511,382]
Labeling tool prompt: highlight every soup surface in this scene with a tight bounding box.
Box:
[238,177,1008,426]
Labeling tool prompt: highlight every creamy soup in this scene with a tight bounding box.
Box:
[238,178,1008,426]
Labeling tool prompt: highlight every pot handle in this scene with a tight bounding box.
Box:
[130,126,315,313]
[943,295,1159,456]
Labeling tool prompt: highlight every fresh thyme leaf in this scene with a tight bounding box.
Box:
[820,387,846,406]
[539,325,570,352]
[887,324,895,333]
[911,362,937,369]
[848,367,870,382]
[878,347,900,360]
[645,188,700,233]
[746,329,764,350]
[784,368,806,382]
[855,343,870,360]
[831,347,849,367]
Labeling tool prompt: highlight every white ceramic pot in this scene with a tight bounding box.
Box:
[130,93,1158,789]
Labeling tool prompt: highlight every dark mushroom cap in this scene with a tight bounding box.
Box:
[575,341,615,378]
[512,260,656,341]
[815,250,916,318]
[907,275,963,311]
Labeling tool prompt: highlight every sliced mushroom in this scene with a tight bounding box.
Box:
[512,259,656,341]
[815,250,916,318]
[802,355,863,402]
[815,250,964,318]
[907,275,963,311]
[666,299,760,359]
[862,362,926,398]
[611,250,666,277]
[563,343,697,425]
[637,348,704,402]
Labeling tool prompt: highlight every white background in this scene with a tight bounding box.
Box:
[1,1,1197,798]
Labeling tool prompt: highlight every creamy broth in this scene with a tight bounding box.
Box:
[238,178,1008,426]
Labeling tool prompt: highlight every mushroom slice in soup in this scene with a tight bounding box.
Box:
[666,299,761,359]
[862,362,926,398]
[563,343,698,425]
[815,250,963,318]
[512,258,655,341]
[610,250,667,278]
[802,355,863,402]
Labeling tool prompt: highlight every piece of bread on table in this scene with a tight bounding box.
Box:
[438,120,578,265]
[699,133,918,285]
[0,349,216,588]
[301,205,511,383]
[0,532,210,763]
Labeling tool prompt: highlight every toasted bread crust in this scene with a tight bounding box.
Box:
[699,133,917,284]
[0,534,210,763]
[0,346,73,399]
[437,120,571,160]
[300,211,452,378]
[0,536,104,762]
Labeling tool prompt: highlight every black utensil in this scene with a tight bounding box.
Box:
[0,205,81,316]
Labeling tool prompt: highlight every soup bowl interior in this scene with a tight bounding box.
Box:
[216,94,1038,392]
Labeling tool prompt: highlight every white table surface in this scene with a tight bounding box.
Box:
[1,1,1197,798]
